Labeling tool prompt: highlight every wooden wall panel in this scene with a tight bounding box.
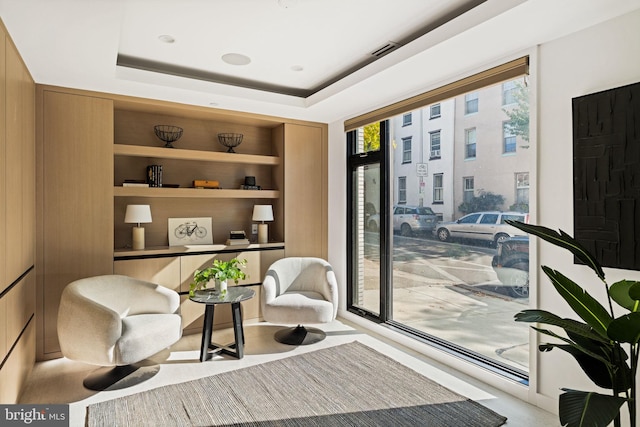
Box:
[40,90,114,356]
[5,41,24,284]
[0,23,5,291]
[283,124,327,258]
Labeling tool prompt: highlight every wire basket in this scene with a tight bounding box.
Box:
[154,125,183,148]
[217,133,244,153]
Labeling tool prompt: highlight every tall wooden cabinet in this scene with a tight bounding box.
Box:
[0,19,36,404]
[37,89,114,358]
[36,87,328,359]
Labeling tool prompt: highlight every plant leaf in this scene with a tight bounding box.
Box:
[532,327,615,369]
[608,312,640,344]
[515,309,609,343]
[542,266,612,339]
[609,280,640,312]
[505,220,605,280]
[558,389,625,427]
[629,282,640,301]
[547,344,616,389]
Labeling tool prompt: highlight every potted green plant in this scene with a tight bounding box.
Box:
[507,220,639,427]
[189,258,247,296]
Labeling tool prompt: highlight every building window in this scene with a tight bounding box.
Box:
[463,177,474,203]
[465,128,476,159]
[433,173,443,203]
[502,80,517,105]
[503,121,516,153]
[430,104,441,119]
[516,172,530,205]
[402,113,412,126]
[429,131,441,159]
[402,137,412,163]
[465,92,478,114]
[398,177,407,203]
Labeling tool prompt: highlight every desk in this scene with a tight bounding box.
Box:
[189,287,256,361]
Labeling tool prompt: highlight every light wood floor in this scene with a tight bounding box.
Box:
[19,319,559,426]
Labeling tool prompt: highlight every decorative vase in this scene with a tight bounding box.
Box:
[217,279,228,292]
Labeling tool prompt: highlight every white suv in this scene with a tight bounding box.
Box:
[434,211,529,246]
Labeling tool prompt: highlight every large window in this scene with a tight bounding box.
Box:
[347,57,531,382]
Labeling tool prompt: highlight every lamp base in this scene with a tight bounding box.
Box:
[132,226,145,250]
[258,223,268,244]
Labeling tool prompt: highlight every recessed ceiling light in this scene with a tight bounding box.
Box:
[221,53,251,66]
[291,65,304,72]
[158,34,175,44]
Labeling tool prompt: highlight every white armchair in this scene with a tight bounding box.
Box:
[261,257,338,345]
[57,275,182,390]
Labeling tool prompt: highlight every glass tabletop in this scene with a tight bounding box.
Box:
[189,287,256,305]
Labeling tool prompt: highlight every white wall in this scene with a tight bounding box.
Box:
[536,8,640,413]
[328,7,640,414]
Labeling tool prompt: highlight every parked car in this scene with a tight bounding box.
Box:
[434,211,529,246]
[367,205,438,236]
[491,236,529,298]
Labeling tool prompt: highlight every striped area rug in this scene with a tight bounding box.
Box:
[87,341,507,426]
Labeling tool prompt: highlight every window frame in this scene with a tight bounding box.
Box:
[398,176,407,203]
[430,103,441,119]
[401,137,412,163]
[429,130,441,159]
[465,92,479,115]
[433,173,443,203]
[465,128,477,159]
[503,121,517,154]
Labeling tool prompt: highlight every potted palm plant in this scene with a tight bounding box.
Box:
[507,220,639,427]
[189,258,247,296]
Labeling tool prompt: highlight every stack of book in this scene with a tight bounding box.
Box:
[226,230,249,246]
[147,165,163,187]
[122,179,149,187]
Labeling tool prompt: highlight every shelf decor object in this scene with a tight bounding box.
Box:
[125,204,152,250]
[252,204,273,243]
[217,133,243,153]
[154,125,183,148]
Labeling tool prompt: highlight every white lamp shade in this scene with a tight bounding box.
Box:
[252,205,273,222]
[124,205,152,224]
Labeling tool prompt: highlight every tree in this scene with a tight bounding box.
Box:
[458,190,505,215]
[503,80,529,146]
[363,122,380,152]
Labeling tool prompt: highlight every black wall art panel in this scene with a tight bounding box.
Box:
[573,81,640,271]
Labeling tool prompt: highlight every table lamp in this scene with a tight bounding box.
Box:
[125,204,152,250]
[252,205,273,243]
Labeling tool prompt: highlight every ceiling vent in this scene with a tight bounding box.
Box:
[370,41,400,58]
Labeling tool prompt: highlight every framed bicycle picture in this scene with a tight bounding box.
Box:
[168,217,213,246]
